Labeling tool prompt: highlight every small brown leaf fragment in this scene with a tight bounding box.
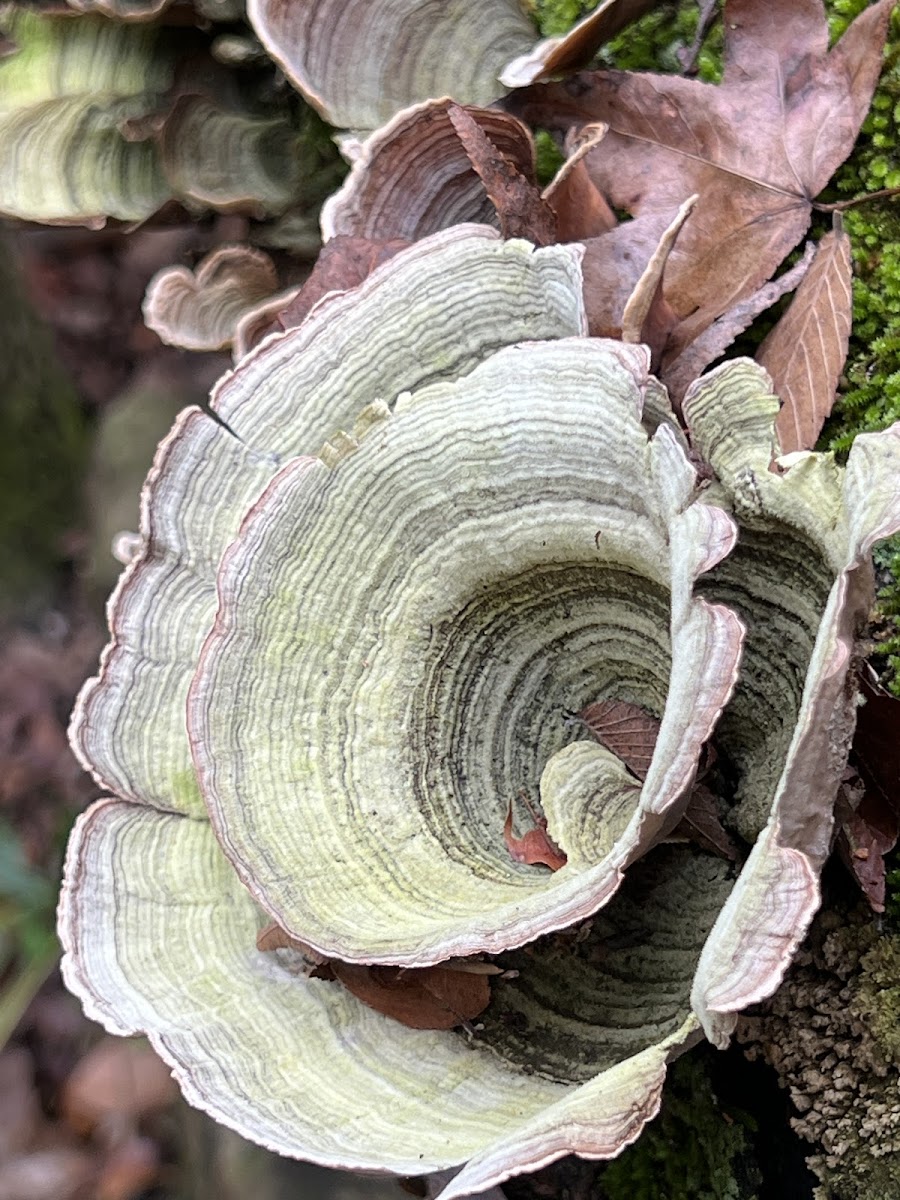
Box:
[257,925,493,1028]
[503,798,567,871]
[758,217,853,454]
[578,699,659,780]
[835,777,898,914]
[447,103,557,246]
[501,0,658,86]
[671,783,738,862]
[276,235,411,332]
[331,963,491,1030]
[579,207,683,340]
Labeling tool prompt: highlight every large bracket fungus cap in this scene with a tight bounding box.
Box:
[62,229,744,1193]
[191,336,742,964]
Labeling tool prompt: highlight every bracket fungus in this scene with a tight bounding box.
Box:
[60,229,900,1195]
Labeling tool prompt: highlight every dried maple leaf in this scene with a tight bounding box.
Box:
[663,243,816,404]
[447,103,557,246]
[503,796,567,870]
[759,215,853,454]
[510,0,892,367]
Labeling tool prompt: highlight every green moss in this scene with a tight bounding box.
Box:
[852,935,900,1063]
[597,1054,760,1200]
[534,128,565,185]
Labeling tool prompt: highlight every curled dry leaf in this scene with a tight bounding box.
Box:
[143,246,278,353]
[620,194,696,365]
[579,202,695,341]
[835,778,898,914]
[542,124,615,241]
[759,217,853,455]
[330,964,491,1032]
[257,922,492,1029]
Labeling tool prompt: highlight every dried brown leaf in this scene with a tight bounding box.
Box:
[580,208,682,339]
[511,0,892,360]
[835,775,898,914]
[578,699,660,780]
[331,963,491,1031]
[662,242,816,404]
[257,925,493,1029]
[501,0,658,86]
[447,104,557,246]
[758,218,853,454]
[621,194,696,364]
[671,782,739,861]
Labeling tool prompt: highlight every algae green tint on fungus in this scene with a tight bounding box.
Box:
[59,230,900,1195]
